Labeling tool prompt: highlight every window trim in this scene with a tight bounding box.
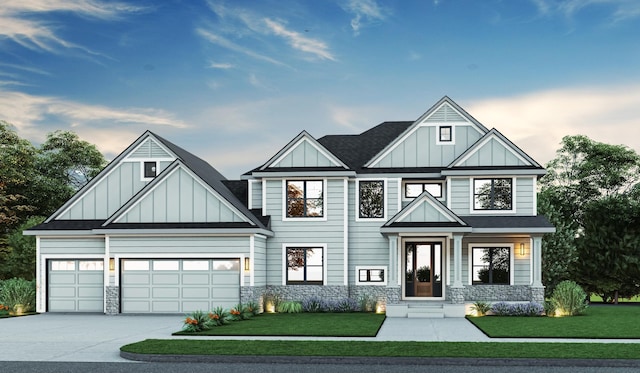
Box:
[282,179,327,221]
[436,125,455,145]
[468,244,514,285]
[470,177,516,214]
[356,179,387,221]
[141,160,159,181]
[282,244,327,285]
[355,266,387,286]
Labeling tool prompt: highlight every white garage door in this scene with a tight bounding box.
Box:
[120,259,240,313]
[48,260,104,312]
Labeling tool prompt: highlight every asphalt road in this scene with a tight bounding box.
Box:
[2,361,640,373]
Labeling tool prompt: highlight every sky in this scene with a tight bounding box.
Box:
[1,0,640,179]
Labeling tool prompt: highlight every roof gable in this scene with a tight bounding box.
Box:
[125,136,173,159]
[260,131,348,170]
[384,191,467,226]
[449,129,541,168]
[106,161,252,225]
[365,97,489,169]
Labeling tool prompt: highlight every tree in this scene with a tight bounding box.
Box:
[540,135,640,298]
[0,216,45,280]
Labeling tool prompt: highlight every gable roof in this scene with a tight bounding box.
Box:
[258,131,349,171]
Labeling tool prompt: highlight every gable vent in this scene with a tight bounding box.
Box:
[130,139,171,158]
[425,103,465,122]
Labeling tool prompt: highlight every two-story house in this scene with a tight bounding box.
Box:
[25,96,554,317]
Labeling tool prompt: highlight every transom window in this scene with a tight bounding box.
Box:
[286,180,324,218]
[359,180,384,219]
[439,126,452,142]
[286,247,323,285]
[404,182,442,198]
[473,178,512,210]
[472,247,510,285]
[143,161,157,178]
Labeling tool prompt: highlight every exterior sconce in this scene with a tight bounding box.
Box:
[244,257,250,271]
[520,243,525,256]
[109,258,115,271]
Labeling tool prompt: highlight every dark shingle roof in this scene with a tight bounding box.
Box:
[28,220,105,231]
[461,215,554,229]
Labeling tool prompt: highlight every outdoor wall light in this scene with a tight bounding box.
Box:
[244,257,250,271]
[109,258,115,271]
[520,243,525,256]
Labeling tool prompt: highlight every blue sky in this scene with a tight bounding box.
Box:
[1,0,640,178]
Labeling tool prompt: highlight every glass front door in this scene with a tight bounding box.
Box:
[405,242,443,298]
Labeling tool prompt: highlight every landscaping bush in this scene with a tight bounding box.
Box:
[0,278,35,313]
[302,296,326,312]
[277,300,302,313]
[333,298,359,312]
[357,294,378,313]
[490,302,544,316]
[245,301,261,316]
[229,303,253,321]
[550,280,588,316]
[207,307,230,327]
[491,302,512,316]
[470,301,491,316]
[182,310,210,332]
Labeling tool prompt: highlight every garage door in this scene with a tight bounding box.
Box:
[48,260,104,312]
[120,259,240,313]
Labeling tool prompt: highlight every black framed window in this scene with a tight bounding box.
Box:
[286,180,323,217]
[404,182,442,198]
[144,161,157,178]
[359,180,384,218]
[358,269,385,283]
[439,126,452,142]
[473,178,512,210]
[286,247,323,285]
[472,247,510,285]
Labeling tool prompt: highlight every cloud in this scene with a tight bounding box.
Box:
[196,28,288,67]
[0,0,144,54]
[0,90,187,144]
[264,18,336,61]
[531,0,640,23]
[208,62,234,69]
[466,84,640,165]
[342,0,388,35]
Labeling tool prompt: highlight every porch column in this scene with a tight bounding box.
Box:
[388,235,398,286]
[532,235,543,287]
[452,234,464,287]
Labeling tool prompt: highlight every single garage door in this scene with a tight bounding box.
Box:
[48,260,104,312]
[120,259,240,313]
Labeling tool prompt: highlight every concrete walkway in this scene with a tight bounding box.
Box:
[1,313,638,362]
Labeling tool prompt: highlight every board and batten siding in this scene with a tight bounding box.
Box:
[109,236,249,255]
[116,167,245,223]
[40,237,105,255]
[271,140,336,168]
[347,178,399,285]
[372,125,483,168]
[264,178,346,286]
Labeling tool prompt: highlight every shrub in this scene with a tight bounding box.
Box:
[333,298,359,313]
[551,280,588,316]
[357,294,378,313]
[489,302,544,316]
[206,307,230,327]
[245,301,261,316]
[229,303,253,321]
[0,278,36,313]
[277,300,302,313]
[182,310,210,332]
[302,296,326,313]
[0,304,9,316]
[470,301,491,316]
[543,300,556,316]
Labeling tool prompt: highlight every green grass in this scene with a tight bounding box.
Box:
[121,339,640,360]
[173,313,386,337]
[468,305,640,338]
[590,294,640,303]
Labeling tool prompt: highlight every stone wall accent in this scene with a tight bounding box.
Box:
[448,286,465,304]
[266,285,350,302]
[530,286,545,303]
[105,286,119,315]
[240,286,266,313]
[458,285,534,302]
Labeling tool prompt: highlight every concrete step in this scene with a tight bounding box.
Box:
[406,305,445,318]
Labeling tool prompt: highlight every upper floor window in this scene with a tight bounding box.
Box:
[143,161,157,179]
[473,178,512,210]
[286,247,324,285]
[359,180,384,219]
[439,126,452,142]
[404,182,442,199]
[286,180,323,218]
[472,246,510,285]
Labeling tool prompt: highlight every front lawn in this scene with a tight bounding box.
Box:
[121,339,640,360]
[468,305,640,338]
[173,313,386,337]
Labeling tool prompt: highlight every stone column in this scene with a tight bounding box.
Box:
[105,286,119,315]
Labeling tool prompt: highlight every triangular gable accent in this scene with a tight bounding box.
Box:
[124,136,173,159]
[365,96,489,168]
[46,131,173,223]
[449,129,541,168]
[260,131,348,170]
[384,191,467,226]
[105,160,253,225]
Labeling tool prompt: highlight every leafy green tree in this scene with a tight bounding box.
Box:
[0,216,45,280]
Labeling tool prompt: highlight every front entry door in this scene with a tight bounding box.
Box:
[405,243,443,298]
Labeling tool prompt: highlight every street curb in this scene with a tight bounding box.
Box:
[120,351,640,367]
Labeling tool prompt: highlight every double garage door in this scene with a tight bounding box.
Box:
[121,259,240,313]
[47,258,240,313]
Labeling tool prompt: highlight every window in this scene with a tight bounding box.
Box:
[79,261,104,271]
[404,182,442,198]
[473,178,512,210]
[123,260,149,271]
[213,260,240,271]
[183,260,209,271]
[286,180,323,218]
[153,260,179,271]
[143,161,157,178]
[50,261,75,271]
[472,247,510,285]
[356,267,386,285]
[359,180,384,219]
[286,247,323,285]
[439,126,452,142]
